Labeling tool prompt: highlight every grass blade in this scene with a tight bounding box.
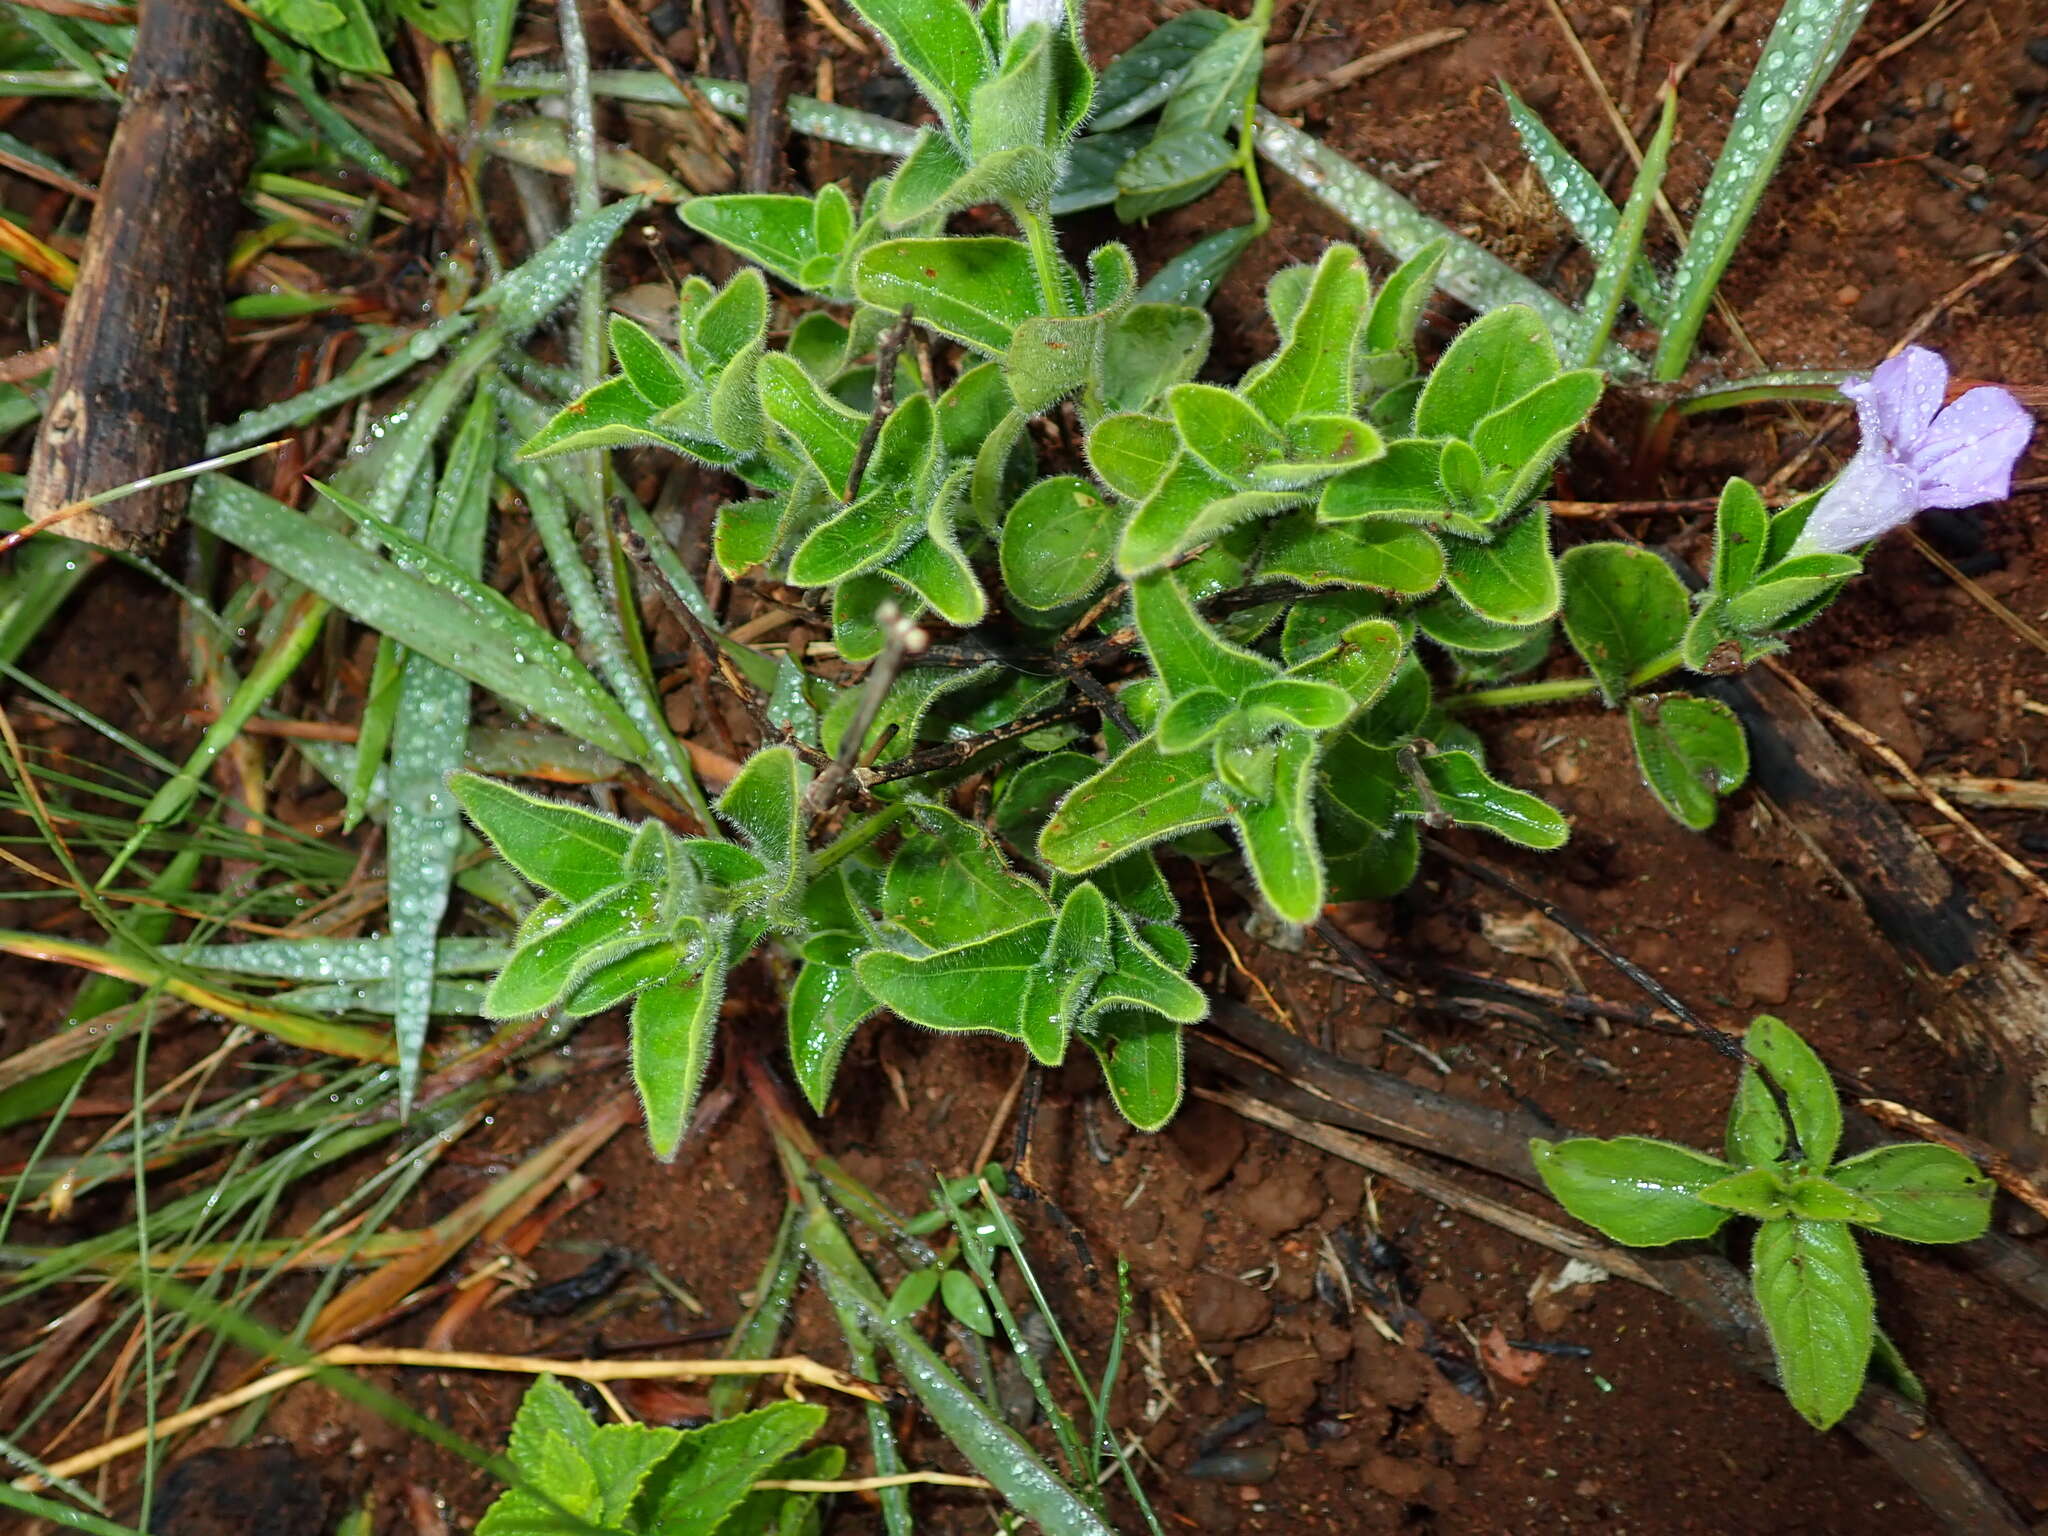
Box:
[386,388,500,1110]
[496,385,716,829]
[1501,81,1670,327]
[1652,0,1874,378]
[1572,89,1675,366]
[191,475,648,761]
[1249,108,1584,346]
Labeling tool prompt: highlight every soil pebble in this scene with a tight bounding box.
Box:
[1167,1099,1247,1191]
[1235,1335,1329,1423]
[1183,1272,1273,1341]
[1733,933,1796,1005]
[1352,1334,1430,1409]
[1233,1160,1325,1236]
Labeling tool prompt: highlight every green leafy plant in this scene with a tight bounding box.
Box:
[478,1377,836,1535]
[441,0,1922,1156]
[1532,1016,1994,1429]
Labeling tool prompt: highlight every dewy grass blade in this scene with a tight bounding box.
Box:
[498,70,922,158]
[190,476,648,761]
[1501,82,1671,328]
[386,388,500,1112]
[1249,109,1592,352]
[496,384,717,829]
[1573,90,1675,366]
[168,937,510,981]
[0,933,396,1062]
[206,321,475,455]
[1652,0,1874,379]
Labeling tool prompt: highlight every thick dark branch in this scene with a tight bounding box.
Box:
[25,0,260,550]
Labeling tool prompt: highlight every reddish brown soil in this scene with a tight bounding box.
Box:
[6,0,2048,1532]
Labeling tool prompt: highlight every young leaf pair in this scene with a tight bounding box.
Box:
[1533,1016,1993,1430]
[451,748,809,1159]
[478,1375,834,1535]
[1041,573,1407,924]
[788,803,1204,1130]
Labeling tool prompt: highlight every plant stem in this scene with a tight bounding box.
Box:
[1016,206,1070,319]
[812,802,909,876]
[1236,0,1277,235]
[1446,649,1682,712]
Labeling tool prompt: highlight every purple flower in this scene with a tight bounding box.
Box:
[1793,346,2033,556]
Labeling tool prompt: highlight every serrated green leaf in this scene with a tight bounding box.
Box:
[855,237,1045,355]
[1413,305,1561,439]
[633,939,731,1160]
[1444,505,1560,626]
[1629,694,1749,830]
[1744,1015,1841,1167]
[644,1401,828,1534]
[1232,729,1322,921]
[1086,412,1178,501]
[1828,1143,1993,1244]
[1784,1175,1883,1224]
[1040,735,1234,873]
[1728,1048,1789,1166]
[1531,1135,1734,1244]
[1751,1216,1874,1430]
[1560,542,1689,703]
[1697,1164,1796,1219]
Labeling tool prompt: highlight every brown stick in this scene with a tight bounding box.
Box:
[23,0,260,551]
[744,0,792,193]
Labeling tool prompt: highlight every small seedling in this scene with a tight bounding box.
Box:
[477,1375,836,1535]
[1532,1016,1995,1429]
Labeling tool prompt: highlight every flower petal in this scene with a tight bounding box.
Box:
[1856,346,1949,450]
[1792,444,1920,555]
[1909,385,2034,509]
